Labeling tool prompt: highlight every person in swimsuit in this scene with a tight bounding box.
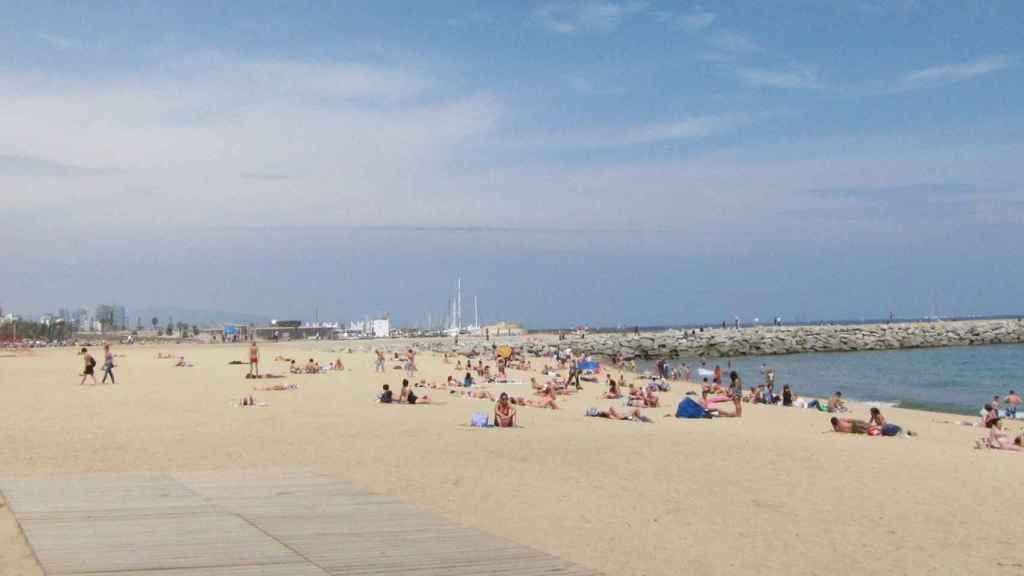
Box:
[1005,390,1021,419]
[494,393,517,427]
[587,406,651,422]
[827,391,846,413]
[831,417,871,434]
[101,344,116,384]
[249,342,259,376]
[400,379,431,404]
[984,418,1024,452]
[79,347,98,386]
[604,379,622,399]
[869,407,904,436]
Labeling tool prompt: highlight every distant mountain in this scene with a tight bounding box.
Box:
[128,307,271,328]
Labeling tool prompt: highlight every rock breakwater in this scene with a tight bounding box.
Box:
[414,319,1024,360]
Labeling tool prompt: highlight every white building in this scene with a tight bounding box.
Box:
[347,317,390,338]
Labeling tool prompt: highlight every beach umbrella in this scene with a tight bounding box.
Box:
[577,360,599,372]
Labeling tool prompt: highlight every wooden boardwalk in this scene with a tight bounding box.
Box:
[0,471,599,576]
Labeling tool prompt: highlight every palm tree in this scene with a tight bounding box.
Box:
[151,317,159,332]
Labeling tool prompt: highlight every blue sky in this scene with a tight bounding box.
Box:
[1,1,1022,327]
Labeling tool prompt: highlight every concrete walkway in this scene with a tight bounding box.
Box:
[0,471,599,576]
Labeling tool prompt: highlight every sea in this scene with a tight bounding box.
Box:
[635,343,1024,416]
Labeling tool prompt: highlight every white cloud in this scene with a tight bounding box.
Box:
[533,2,649,35]
[894,55,1012,92]
[736,66,825,90]
[514,116,732,149]
[707,30,761,55]
[0,51,502,228]
[656,9,716,32]
[37,32,78,50]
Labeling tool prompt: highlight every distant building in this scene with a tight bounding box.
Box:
[347,317,390,338]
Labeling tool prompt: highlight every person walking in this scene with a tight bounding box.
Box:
[101,343,116,384]
[249,341,259,377]
[79,347,98,386]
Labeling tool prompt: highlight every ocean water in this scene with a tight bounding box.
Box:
[635,343,1024,415]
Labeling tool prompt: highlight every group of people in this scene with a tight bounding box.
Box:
[79,345,115,385]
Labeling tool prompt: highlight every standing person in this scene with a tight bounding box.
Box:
[101,344,116,384]
[79,347,98,386]
[375,350,386,373]
[248,341,259,377]
[1006,390,1021,419]
[713,365,722,387]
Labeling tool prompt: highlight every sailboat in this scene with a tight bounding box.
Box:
[443,278,482,336]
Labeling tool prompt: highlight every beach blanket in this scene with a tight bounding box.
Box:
[675,397,710,419]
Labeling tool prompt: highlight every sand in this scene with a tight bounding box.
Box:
[0,340,1021,575]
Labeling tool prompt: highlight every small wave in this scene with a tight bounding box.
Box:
[858,400,900,409]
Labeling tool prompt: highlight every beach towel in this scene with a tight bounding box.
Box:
[675,397,710,419]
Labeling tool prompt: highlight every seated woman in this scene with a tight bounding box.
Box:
[604,379,622,399]
[869,407,906,436]
[983,418,1024,451]
[494,393,517,427]
[463,372,475,387]
[400,379,431,404]
[643,387,660,407]
[782,385,796,407]
[330,358,345,370]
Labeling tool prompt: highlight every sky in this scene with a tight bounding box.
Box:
[1,1,1022,328]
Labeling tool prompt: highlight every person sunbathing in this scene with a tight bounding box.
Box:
[827,391,847,413]
[303,359,318,373]
[253,383,298,391]
[400,380,431,404]
[869,407,908,436]
[494,393,517,427]
[586,406,652,422]
[643,388,660,407]
[174,357,192,367]
[451,389,496,400]
[511,393,559,410]
[274,355,295,362]
[604,379,622,399]
[330,358,345,370]
[831,417,871,434]
[156,353,175,359]
[981,419,1024,452]
[713,394,743,418]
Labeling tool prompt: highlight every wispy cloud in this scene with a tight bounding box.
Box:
[655,9,716,32]
[240,172,290,181]
[516,116,733,149]
[533,2,649,35]
[894,55,1013,92]
[736,65,825,90]
[37,32,77,51]
[707,30,761,55]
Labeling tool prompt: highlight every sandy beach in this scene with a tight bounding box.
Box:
[1,340,1021,576]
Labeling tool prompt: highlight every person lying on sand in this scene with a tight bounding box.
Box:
[303,359,319,373]
[979,418,1024,452]
[274,355,295,362]
[586,406,652,423]
[253,383,298,391]
[831,417,871,434]
[510,393,559,410]
[494,393,517,427]
[450,389,496,400]
[174,357,193,367]
[156,353,175,359]
[245,373,284,379]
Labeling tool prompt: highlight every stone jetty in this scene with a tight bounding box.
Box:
[414,319,1024,360]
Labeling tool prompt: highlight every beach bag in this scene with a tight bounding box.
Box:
[675,398,709,419]
[470,412,489,427]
